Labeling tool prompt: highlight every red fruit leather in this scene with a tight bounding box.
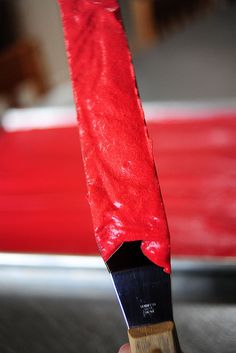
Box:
[58,0,170,273]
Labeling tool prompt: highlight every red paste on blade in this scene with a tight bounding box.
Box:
[58,0,171,273]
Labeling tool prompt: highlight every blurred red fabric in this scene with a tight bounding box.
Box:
[0,110,235,259]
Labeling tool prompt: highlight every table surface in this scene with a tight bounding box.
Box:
[0,106,235,260]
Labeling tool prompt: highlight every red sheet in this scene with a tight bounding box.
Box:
[0,110,236,259]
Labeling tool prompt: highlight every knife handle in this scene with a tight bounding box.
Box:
[128,321,181,353]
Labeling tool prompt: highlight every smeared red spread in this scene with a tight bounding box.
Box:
[58,0,170,272]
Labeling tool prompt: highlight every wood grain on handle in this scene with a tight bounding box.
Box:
[128,321,181,353]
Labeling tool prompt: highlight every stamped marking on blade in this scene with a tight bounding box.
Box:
[140,302,157,318]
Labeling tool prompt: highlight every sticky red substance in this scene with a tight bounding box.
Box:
[58,0,170,272]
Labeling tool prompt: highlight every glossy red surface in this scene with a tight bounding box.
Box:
[0,111,236,260]
[58,0,170,271]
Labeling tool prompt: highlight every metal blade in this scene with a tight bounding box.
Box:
[106,241,173,328]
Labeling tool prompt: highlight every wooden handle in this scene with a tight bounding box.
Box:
[128,321,181,353]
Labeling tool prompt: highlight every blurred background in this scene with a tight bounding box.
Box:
[0,0,236,108]
[0,1,236,353]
